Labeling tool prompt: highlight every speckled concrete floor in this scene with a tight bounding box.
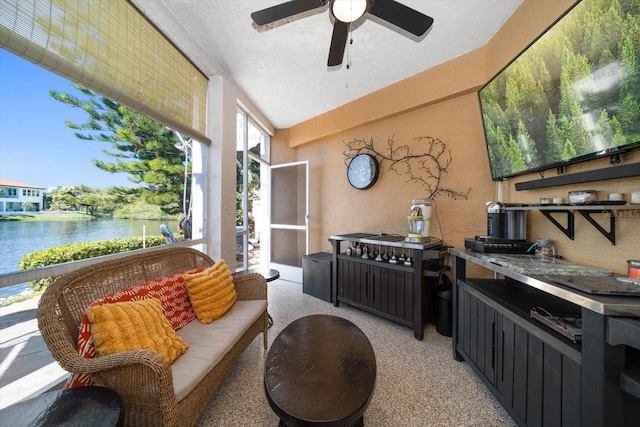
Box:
[195,279,516,427]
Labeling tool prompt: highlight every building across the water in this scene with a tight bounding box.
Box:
[0,178,45,212]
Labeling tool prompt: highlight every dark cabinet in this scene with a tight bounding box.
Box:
[457,282,582,426]
[336,257,369,306]
[499,315,582,427]
[337,258,415,323]
[371,265,415,322]
[330,234,446,340]
[457,286,495,384]
[451,249,640,427]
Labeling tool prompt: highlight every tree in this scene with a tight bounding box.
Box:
[51,186,79,211]
[75,185,118,216]
[49,85,190,215]
[545,109,564,163]
[42,190,53,210]
[563,139,578,160]
[617,93,640,137]
[236,152,261,235]
[619,36,640,136]
[516,120,540,169]
[504,133,527,174]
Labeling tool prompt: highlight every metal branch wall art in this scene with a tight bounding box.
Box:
[343,135,471,199]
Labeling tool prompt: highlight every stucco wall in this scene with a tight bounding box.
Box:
[271,0,640,275]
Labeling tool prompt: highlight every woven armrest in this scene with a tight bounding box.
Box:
[233,273,268,301]
[68,349,172,378]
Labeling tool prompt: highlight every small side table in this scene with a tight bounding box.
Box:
[234,267,280,282]
[233,267,280,327]
[0,386,121,427]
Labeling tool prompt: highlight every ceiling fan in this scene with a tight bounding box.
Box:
[251,0,434,66]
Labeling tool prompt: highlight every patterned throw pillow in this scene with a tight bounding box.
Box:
[183,260,236,324]
[66,266,206,389]
[87,298,188,362]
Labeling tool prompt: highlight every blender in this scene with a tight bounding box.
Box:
[405,206,430,243]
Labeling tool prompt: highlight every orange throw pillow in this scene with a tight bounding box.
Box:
[87,298,188,363]
[184,260,236,324]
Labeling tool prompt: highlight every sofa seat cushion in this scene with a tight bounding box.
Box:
[172,300,267,402]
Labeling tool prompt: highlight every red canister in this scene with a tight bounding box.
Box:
[628,260,640,279]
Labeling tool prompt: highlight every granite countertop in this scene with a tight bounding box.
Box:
[475,253,613,276]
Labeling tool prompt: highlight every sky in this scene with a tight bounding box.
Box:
[0,49,132,189]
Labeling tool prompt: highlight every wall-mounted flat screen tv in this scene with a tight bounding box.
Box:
[479,0,640,181]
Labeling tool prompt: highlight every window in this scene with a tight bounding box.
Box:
[236,108,270,271]
[0,0,208,143]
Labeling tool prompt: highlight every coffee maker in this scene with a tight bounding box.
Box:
[485,201,528,240]
[464,201,531,253]
[486,201,507,239]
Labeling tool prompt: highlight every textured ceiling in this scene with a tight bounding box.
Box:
[139,0,523,129]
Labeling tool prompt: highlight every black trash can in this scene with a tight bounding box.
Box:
[436,275,453,337]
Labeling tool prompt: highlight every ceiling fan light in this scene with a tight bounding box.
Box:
[331,0,367,23]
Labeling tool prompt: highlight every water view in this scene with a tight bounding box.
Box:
[0,218,179,299]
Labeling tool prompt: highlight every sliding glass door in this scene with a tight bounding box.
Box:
[236,109,270,271]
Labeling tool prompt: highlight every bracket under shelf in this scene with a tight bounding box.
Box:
[539,209,616,245]
[540,210,575,240]
[577,210,616,245]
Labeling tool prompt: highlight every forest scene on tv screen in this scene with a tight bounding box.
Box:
[480,0,640,180]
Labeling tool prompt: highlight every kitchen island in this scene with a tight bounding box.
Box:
[450,248,640,427]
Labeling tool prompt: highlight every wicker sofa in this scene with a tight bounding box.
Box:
[37,246,269,427]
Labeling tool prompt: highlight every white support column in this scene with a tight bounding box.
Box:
[191,140,207,252]
[206,76,238,265]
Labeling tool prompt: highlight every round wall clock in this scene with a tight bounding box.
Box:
[347,153,380,190]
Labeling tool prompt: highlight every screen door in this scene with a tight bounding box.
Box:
[269,161,309,282]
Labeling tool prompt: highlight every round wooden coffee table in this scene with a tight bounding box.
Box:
[264,315,376,427]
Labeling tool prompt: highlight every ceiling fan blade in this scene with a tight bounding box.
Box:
[251,0,327,26]
[368,0,434,36]
[328,20,349,66]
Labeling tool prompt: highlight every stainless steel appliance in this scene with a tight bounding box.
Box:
[505,210,527,240]
[486,201,527,240]
[467,202,530,253]
[486,201,506,239]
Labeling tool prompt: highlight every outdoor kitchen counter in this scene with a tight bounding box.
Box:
[450,248,640,426]
[450,249,640,317]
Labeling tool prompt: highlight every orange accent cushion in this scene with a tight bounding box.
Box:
[87,298,188,362]
[66,266,206,389]
[184,260,236,324]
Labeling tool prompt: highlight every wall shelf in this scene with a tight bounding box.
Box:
[505,204,640,246]
[514,162,640,190]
